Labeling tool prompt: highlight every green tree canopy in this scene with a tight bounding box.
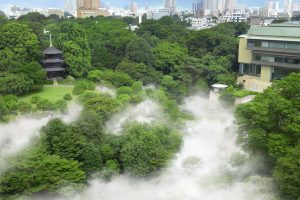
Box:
[0,22,40,62]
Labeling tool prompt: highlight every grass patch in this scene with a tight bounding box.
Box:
[233,90,258,98]
[19,85,74,103]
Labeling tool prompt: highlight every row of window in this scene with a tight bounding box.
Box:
[239,63,261,76]
[239,63,300,80]
[248,40,300,50]
[254,55,300,65]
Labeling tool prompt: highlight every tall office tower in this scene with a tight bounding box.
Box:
[65,0,74,14]
[130,1,138,14]
[193,0,205,17]
[225,0,237,13]
[164,0,176,11]
[77,0,107,18]
[218,0,226,14]
[285,0,292,15]
[77,0,99,9]
[206,0,218,16]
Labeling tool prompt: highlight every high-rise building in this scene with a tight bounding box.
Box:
[164,0,176,11]
[193,0,205,17]
[77,0,109,18]
[65,0,74,15]
[284,0,292,16]
[225,0,237,13]
[77,0,99,9]
[130,1,138,14]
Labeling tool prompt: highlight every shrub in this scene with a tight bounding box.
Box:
[64,93,73,101]
[44,80,54,85]
[72,85,86,95]
[30,95,41,104]
[72,80,95,95]
[57,75,75,85]
[54,100,68,113]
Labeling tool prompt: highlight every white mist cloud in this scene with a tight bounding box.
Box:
[105,99,166,135]
[96,85,116,97]
[0,95,277,200]
[0,103,82,172]
[47,95,277,200]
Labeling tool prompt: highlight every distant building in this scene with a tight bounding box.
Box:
[238,22,300,92]
[130,1,138,15]
[48,8,64,17]
[220,12,247,22]
[147,8,170,20]
[65,0,75,15]
[284,0,292,16]
[10,5,31,19]
[77,0,109,17]
[186,17,216,30]
[164,0,176,11]
[193,0,205,17]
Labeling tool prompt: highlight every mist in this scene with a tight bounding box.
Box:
[46,94,276,200]
[105,99,166,135]
[0,95,277,200]
[0,103,82,171]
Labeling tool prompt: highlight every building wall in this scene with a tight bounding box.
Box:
[237,37,273,92]
[261,65,272,82]
[237,75,272,92]
[238,37,252,63]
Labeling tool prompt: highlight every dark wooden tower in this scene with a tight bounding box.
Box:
[42,47,65,79]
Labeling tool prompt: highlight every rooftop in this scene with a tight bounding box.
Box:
[240,22,300,42]
[43,47,63,55]
[248,26,300,38]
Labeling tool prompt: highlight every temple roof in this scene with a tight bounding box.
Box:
[43,58,64,64]
[43,47,63,55]
[45,67,65,72]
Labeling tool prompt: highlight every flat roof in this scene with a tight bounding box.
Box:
[241,22,300,41]
[239,34,300,42]
[212,84,228,88]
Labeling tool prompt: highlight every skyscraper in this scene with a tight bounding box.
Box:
[225,0,237,13]
[130,1,138,14]
[164,0,176,11]
[77,0,99,9]
[65,0,74,14]
[77,0,108,18]
[193,0,205,17]
[284,0,292,16]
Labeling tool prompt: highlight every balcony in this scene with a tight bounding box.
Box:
[252,60,300,69]
[248,46,300,56]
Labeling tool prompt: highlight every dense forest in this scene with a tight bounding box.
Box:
[0,12,299,200]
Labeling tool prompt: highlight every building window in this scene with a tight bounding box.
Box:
[240,63,261,76]
[262,42,269,48]
[285,43,300,50]
[272,67,300,80]
[269,42,285,49]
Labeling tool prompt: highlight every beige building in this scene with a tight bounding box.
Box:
[77,0,109,18]
[238,22,300,92]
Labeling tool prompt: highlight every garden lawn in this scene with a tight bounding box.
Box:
[233,90,258,98]
[19,85,74,103]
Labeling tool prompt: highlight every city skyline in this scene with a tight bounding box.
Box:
[1,0,297,12]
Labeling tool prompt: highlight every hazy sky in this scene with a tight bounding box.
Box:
[0,0,292,12]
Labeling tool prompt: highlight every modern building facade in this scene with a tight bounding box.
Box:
[164,0,176,11]
[77,0,108,17]
[147,8,171,20]
[65,0,75,15]
[130,1,138,15]
[238,22,300,92]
